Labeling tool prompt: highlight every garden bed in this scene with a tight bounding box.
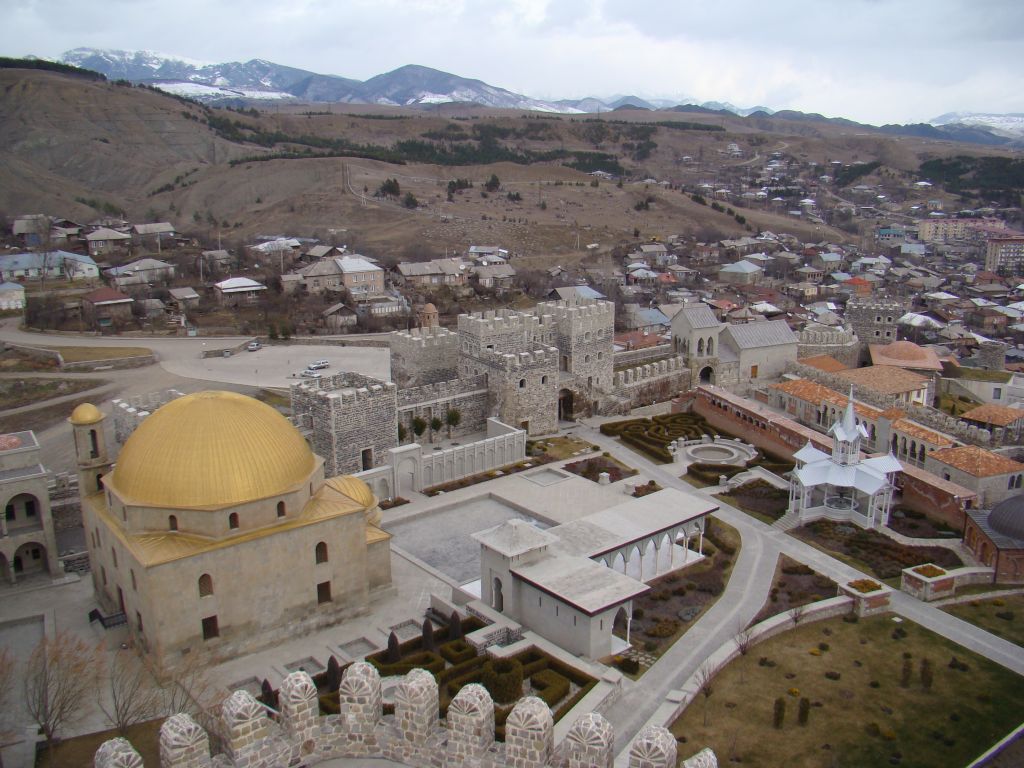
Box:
[719,479,790,523]
[526,435,597,461]
[751,555,837,625]
[792,520,962,580]
[669,614,1024,768]
[563,454,637,483]
[601,412,719,462]
[423,456,554,496]
[611,518,740,675]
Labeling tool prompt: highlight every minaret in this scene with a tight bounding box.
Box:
[68,403,114,495]
[828,387,866,466]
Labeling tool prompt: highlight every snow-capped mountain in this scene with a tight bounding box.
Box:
[60,49,577,111]
[930,111,1024,139]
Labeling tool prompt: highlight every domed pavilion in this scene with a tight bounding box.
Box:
[73,391,392,674]
[965,494,1024,583]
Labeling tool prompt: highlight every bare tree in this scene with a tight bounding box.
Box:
[100,649,163,734]
[23,632,102,764]
[694,662,717,727]
[733,623,755,683]
[161,653,229,752]
[789,603,807,626]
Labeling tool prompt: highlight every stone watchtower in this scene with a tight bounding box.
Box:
[845,296,906,362]
[69,403,114,496]
[537,298,615,418]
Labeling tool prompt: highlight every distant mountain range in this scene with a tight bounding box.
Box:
[57,48,1022,144]
[59,48,775,116]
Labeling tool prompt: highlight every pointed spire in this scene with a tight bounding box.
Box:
[841,385,857,434]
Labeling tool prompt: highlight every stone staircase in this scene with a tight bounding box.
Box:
[772,511,802,532]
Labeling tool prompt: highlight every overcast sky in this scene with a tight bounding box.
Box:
[5,0,1024,124]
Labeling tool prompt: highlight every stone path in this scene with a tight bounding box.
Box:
[572,421,1024,760]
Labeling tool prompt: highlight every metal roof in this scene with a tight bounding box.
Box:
[724,319,798,349]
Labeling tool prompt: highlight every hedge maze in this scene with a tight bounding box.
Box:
[600,413,720,462]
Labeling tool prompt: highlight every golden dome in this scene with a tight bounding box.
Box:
[107,391,316,509]
[324,476,376,508]
[69,403,104,425]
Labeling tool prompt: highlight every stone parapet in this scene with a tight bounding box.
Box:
[101,667,716,768]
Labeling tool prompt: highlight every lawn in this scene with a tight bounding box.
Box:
[944,594,1024,648]
[42,345,152,362]
[670,614,1024,768]
[888,507,959,539]
[0,348,59,372]
[792,520,962,581]
[0,395,101,434]
[37,718,163,768]
[0,378,103,409]
[750,555,837,626]
[611,518,740,676]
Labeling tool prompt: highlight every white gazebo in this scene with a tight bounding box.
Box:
[788,390,901,529]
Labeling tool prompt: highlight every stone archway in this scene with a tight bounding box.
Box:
[12,541,47,577]
[698,366,715,385]
[612,605,629,640]
[558,389,575,421]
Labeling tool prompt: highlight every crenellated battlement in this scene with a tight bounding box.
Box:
[95,666,716,768]
[478,346,560,372]
[390,325,459,349]
[292,372,396,401]
[613,356,686,387]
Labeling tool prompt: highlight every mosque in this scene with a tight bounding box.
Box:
[70,391,392,675]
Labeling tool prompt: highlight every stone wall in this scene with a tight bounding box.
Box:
[473,348,559,436]
[797,325,860,368]
[390,325,460,387]
[291,373,398,476]
[112,391,186,444]
[397,375,490,439]
[785,360,1011,448]
[419,423,527,490]
[608,357,692,413]
[97,666,715,768]
[536,299,616,393]
[613,344,676,369]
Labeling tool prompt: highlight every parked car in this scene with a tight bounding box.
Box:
[300,370,322,379]
[308,360,330,370]
[247,341,262,351]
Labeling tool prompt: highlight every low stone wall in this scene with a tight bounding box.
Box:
[419,422,527,491]
[63,354,155,371]
[50,501,82,533]
[397,375,490,439]
[199,339,254,358]
[613,344,675,369]
[2,342,62,366]
[94,666,713,768]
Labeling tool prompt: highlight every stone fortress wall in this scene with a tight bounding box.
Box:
[111,390,186,444]
[797,325,860,368]
[396,375,491,440]
[390,325,460,388]
[291,373,399,476]
[95,664,716,768]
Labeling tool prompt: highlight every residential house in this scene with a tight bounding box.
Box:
[11,214,49,246]
[395,258,469,287]
[81,287,134,329]
[717,260,762,285]
[300,258,346,294]
[336,256,385,298]
[131,222,176,250]
[472,263,517,292]
[548,286,605,302]
[0,282,26,310]
[105,258,176,289]
[85,227,131,256]
[167,287,200,312]
[0,251,98,281]
[322,302,358,332]
[214,277,267,305]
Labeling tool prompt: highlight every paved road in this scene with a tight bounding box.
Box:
[571,422,1024,760]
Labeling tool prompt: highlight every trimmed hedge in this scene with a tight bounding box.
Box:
[530,669,571,708]
[481,658,524,704]
[368,650,445,677]
[439,639,477,665]
[686,462,746,483]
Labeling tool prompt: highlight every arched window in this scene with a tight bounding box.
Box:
[541,375,548,384]
[1016,475,1023,489]
[228,512,239,530]
[1010,476,1016,490]
[89,429,99,459]
[277,501,286,518]
[198,574,213,597]
[707,337,714,356]
[168,515,178,531]
[315,542,328,564]
[697,338,705,356]
[518,379,526,389]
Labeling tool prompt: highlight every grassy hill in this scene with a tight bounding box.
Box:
[1,68,1018,260]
